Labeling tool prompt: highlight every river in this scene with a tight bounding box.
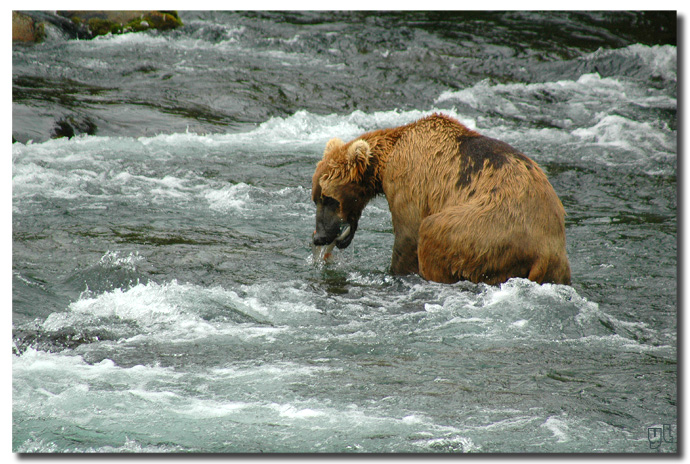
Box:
[12,11,677,453]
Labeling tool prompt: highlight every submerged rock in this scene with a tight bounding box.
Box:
[51,115,98,139]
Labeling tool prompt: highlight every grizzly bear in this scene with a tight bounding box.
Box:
[311,113,571,285]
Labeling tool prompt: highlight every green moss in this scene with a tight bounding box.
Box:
[34,22,46,43]
[159,11,181,21]
[87,18,122,36]
[80,12,182,37]
[140,12,184,31]
[124,18,152,33]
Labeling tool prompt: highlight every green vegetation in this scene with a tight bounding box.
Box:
[76,11,183,37]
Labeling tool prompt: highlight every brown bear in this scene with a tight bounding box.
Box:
[311,113,571,285]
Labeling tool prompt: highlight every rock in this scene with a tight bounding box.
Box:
[51,115,98,139]
[57,11,183,37]
[12,105,100,144]
[12,11,44,42]
[12,11,182,43]
[13,11,92,42]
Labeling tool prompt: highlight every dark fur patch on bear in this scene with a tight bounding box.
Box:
[455,135,532,187]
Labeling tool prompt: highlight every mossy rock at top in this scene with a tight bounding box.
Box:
[12,11,46,42]
[58,11,182,37]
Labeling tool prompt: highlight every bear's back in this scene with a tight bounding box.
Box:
[385,114,558,214]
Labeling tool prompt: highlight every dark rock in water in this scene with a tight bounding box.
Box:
[51,115,98,139]
[57,11,183,37]
[12,10,182,43]
[13,325,118,355]
[12,11,45,42]
[13,11,92,42]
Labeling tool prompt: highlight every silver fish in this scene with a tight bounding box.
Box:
[312,224,351,262]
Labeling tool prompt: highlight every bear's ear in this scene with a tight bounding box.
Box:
[344,139,371,181]
[319,138,371,196]
[324,137,345,156]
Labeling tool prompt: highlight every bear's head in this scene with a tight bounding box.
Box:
[311,137,374,249]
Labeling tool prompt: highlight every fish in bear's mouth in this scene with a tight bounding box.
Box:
[312,223,351,261]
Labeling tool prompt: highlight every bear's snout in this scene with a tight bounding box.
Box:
[312,230,334,246]
[313,222,352,247]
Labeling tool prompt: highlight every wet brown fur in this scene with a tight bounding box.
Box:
[311,113,571,285]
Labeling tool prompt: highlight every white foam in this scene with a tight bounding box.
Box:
[15,438,61,453]
[12,108,472,162]
[177,399,250,418]
[436,72,675,116]
[209,362,334,380]
[132,108,476,148]
[236,108,476,145]
[14,350,336,422]
[38,280,280,342]
[413,278,670,350]
[91,437,186,453]
[11,107,478,208]
[511,319,529,328]
[542,416,570,443]
[236,282,323,318]
[12,137,205,204]
[138,130,227,148]
[572,114,673,154]
[434,69,675,170]
[98,250,144,271]
[564,334,674,354]
[15,436,186,453]
[205,182,252,212]
[43,282,202,333]
[476,415,540,431]
[272,403,325,419]
[590,44,677,82]
[402,414,425,424]
[13,349,179,403]
[88,31,171,47]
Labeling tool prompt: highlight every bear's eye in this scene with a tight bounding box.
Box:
[321,195,339,208]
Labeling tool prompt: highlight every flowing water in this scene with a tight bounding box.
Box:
[12,11,677,453]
